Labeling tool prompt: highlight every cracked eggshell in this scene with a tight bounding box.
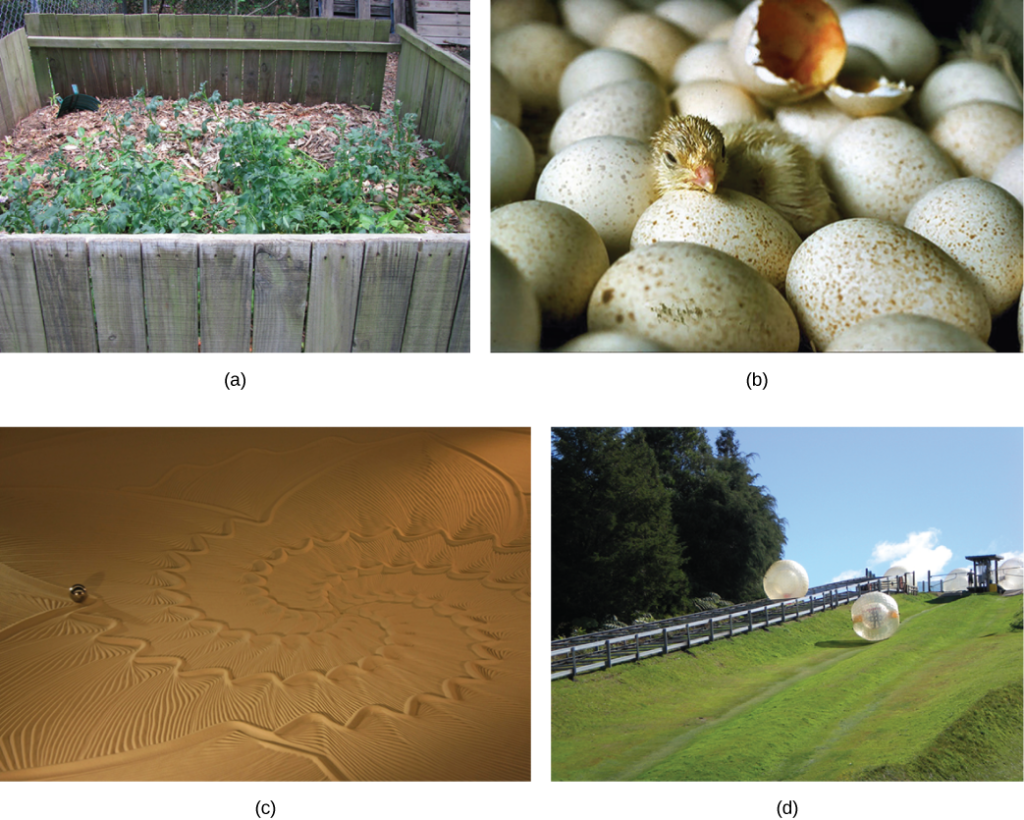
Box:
[824,47,912,118]
[671,80,768,127]
[492,22,588,112]
[904,178,1024,317]
[823,117,958,224]
[825,314,995,352]
[557,331,671,351]
[559,49,661,111]
[728,0,846,104]
[631,188,800,290]
[786,218,992,350]
[535,136,659,261]
[600,13,694,85]
[588,242,799,351]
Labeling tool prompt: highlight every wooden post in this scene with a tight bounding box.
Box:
[394,0,406,27]
[728,614,733,637]
[635,634,640,661]
[570,646,577,679]
[662,628,668,655]
[709,618,714,642]
[685,621,690,647]
[605,639,611,670]
[357,0,371,18]
[324,0,335,18]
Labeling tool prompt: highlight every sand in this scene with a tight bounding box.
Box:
[0,428,530,781]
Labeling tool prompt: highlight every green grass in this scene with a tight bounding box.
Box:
[551,593,1023,781]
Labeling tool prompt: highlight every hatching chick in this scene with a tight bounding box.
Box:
[651,114,838,237]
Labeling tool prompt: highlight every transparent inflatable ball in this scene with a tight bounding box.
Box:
[763,559,810,600]
[851,591,900,641]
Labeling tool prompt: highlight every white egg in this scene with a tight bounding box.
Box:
[826,314,995,352]
[600,13,694,85]
[654,0,736,39]
[991,143,1024,204]
[671,80,767,127]
[672,40,737,86]
[786,218,992,350]
[774,96,854,159]
[491,246,541,352]
[491,116,535,208]
[588,242,800,351]
[631,189,801,290]
[838,6,938,85]
[917,60,1023,130]
[559,0,632,47]
[535,136,659,261]
[904,178,1024,317]
[559,49,662,111]
[823,117,958,224]
[557,331,670,352]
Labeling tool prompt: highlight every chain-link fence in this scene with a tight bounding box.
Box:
[1,1,124,39]
[1,1,309,39]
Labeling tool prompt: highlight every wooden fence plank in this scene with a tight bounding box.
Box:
[140,14,161,98]
[288,18,310,104]
[241,16,261,103]
[25,15,55,106]
[320,18,347,104]
[401,239,467,352]
[190,14,209,98]
[450,244,473,356]
[258,17,278,103]
[175,15,196,98]
[252,239,311,353]
[206,14,227,99]
[351,239,418,351]
[333,19,358,104]
[89,238,147,353]
[303,18,327,106]
[0,35,20,138]
[6,31,35,121]
[305,238,365,352]
[198,238,254,353]
[225,17,245,100]
[141,239,198,352]
[1,236,467,354]
[27,37,398,53]
[32,237,96,352]
[124,14,146,97]
[273,17,296,102]
[0,238,47,352]
[75,14,112,99]
[160,12,183,99]
[104,15,129,99]
[54,15,85,100]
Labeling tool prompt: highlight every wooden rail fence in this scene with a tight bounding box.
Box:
[0,28,42,141]
[25,13,395,108]
[0,234,469,352]
[551,576,898,680]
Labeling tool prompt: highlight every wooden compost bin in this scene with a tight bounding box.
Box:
[395,23,468,181]
[0,15,470,353]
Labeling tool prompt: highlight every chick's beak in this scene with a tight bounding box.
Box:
[693,164,718,193]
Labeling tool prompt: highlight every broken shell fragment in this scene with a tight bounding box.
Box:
[728,0,846,104]
[825,75,912,117]
[824,46,912,117]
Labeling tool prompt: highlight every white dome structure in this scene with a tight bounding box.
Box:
[944,567,971,592]
[763,559,809,600]
[998,558,1023,591]
[851,591,900,642]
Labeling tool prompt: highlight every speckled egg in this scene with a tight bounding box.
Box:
[491,67,522,127]
[786,218,992,350]
[491,200,610,330]
[774,96,854,159]
[838,6,938,85]
[600,13,694,85]
[929,102,1024,180]
[557,331,671,352]
[588,242,800,351]
[491,246,541,352]
[671,80,767,127]
[823,117,958,224]
[903,178,1023,317]
[991,143,1023,204]
[672,40,737,86]
[492,22,588,112]
[826,314,994,352]
[535,136,659,260]
[550,80,670,155]
[559,0,632,46]
[559,48,662,111]
[654,0,736,39]
[631,189,801,290]
[917,59,1023,130]
[491,116,535,208]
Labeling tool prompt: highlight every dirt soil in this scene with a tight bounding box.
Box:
[1,52,469,234]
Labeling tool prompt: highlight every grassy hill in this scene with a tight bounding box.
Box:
[551,592,1022,781]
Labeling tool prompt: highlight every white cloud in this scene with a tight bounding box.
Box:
[870,529,953,578]
[831,569,862,583]
[999,550,1023,562]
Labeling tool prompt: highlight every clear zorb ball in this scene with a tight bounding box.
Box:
[998,558,1023,592]
[851,591,900,641]
[944,567,971,592]
[763,559,810,600]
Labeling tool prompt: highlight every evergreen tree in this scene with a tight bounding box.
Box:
[551,428,685,633]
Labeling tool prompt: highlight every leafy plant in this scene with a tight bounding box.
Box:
[0,93,468,236]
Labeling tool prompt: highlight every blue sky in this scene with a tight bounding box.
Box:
[703,428,1023,587]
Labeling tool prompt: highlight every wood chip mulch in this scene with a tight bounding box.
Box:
[1,52,469,234]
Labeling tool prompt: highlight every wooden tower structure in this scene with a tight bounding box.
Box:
[964,554,1003,593]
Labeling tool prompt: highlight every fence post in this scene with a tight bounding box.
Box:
[605,639,611,670]
[749,608,753,632]
[571,645,577,679]
[709,618,715,642]
[685,620,691,647]
[729,614,733,637]
[635,633,640,661]
[662,627,668,655]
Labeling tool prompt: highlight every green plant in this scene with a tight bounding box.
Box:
[0,93,468,236]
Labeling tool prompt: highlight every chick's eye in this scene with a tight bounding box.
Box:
[663,151,677,166]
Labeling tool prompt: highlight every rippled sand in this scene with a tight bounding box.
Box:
[0,428,530,781]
